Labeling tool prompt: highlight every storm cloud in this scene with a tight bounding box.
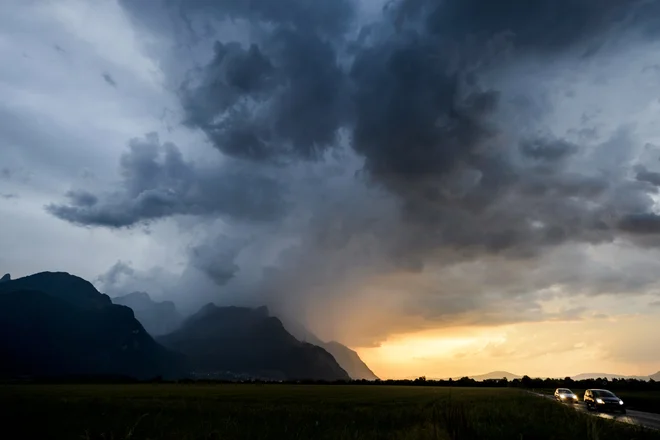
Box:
[43,0,660,345]
[47,132,285,227]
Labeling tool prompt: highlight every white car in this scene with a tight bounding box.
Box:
[554,388,578,403]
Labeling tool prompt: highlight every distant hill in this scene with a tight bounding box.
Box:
[158,304,350,381]
[570,373,651,381]
[283,320,379,380]
[472,371,522,381]
[433,371,660,382]
[0,272,183,379]
[112,291,182,336]
[442,371,660,382]
[0,273,10,283]
[445,371,522,381]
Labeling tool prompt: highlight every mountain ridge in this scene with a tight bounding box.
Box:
[440,371,522,381]
[112,291,183,336]
[0,271,112,309]
[0,273,183,379]
[440,371,660,381]
[570,372,654,381]
[158,303,350,381]
[282,319,379,380]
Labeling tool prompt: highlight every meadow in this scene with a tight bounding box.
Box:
[2,384,659,440]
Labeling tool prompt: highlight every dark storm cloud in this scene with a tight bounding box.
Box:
[64,190,98,207]
[43,0,660,343]
[519,138,578,162]
[618,213,660,235]
[46,132,285,228]
[61,0,660,245]
[180,32,349,162]
[188,235,244,285]
[102,72,117,87]
[66,0,658,254]
[403,0,650,53]
[118,0,356,37]
[635,165,660,187]
[350,35,499,179]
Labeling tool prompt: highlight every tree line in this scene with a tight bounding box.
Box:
[4,374,660,391]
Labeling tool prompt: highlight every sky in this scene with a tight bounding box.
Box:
[2,0,660,380]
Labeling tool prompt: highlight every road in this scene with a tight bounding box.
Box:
[531,392,660,431]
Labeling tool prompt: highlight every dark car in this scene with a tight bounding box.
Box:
[554,388,578,403]
[583,389,626,414]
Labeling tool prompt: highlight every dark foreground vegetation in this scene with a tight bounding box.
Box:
[2,384,659,440]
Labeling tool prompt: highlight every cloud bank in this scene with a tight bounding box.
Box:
[45,0,660,346]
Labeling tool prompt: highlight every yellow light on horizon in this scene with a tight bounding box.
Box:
[356,327,509,378]
[354,312,660,380]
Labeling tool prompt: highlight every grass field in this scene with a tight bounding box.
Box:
[537,388,660,414]
[2,384,659,440]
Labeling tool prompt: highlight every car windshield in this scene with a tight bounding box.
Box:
[558,389,571,393]
[593,390,615,397]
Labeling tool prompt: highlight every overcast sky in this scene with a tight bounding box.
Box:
[3,0,660,379]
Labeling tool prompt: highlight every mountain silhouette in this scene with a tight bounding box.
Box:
[0,273,10,283]
[444,371,522,381]
[158,304,350,381]
[322,341,379,381]
[282,320,378,380]
[449,371,660,381]
[0,272,183,379]
[0,271,112,309]
[570,372,651,381]
[112,291,182,336]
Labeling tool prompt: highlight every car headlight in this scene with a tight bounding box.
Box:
[596,398,604,404]
[619,400,624,405]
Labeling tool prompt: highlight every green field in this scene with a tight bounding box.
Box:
[2,384,659,440]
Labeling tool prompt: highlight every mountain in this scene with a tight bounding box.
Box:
[451,372,660,381]
[112,291,182,336]
[443,371,522,381]
[0,273,10,283]
[471,371,522,381]
[322,341,379,381]
[0,271,112,309]
[0,272,183,379]
[158,304,350,381]
[570,373,650,381]
[283,320,379,380]
[439,371,660,381]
